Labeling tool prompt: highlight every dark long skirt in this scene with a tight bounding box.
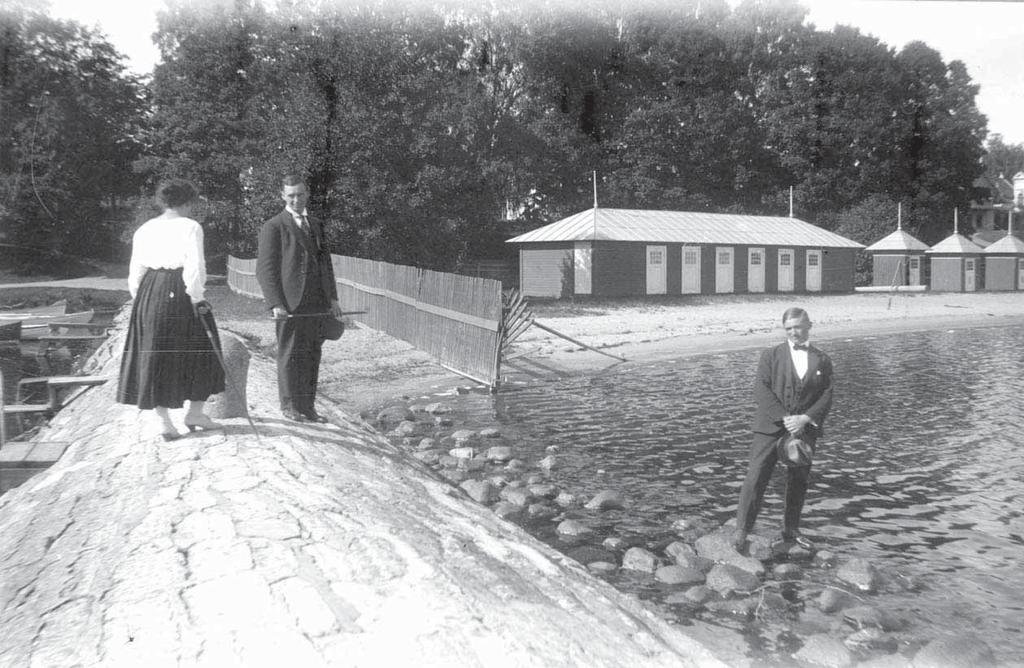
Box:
[117,268,225,409]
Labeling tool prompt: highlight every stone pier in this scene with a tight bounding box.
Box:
[0,324,734,667]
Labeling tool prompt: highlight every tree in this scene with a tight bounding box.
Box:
[983,135,1024,185]
[138,0,991,270]
[0,3,144,267]
[891,43,987,242]
[138,0,271,258]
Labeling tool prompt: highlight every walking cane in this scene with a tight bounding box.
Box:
[270,311,367,319]
[198,306,261,443]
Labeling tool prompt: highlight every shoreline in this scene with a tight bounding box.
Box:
[328,294,1024,666]
[507,311,1024,376]
[323,292,1024,416]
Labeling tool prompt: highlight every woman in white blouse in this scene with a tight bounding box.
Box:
[116,179,225,440]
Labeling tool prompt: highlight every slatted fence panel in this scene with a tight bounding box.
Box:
[415,269,502,385]
[226,256,261,299]
[229,254,503,386]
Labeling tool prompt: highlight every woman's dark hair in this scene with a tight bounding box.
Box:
[155,179,199,209]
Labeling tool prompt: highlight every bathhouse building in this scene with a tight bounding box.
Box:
[863,224,929,287]
[506,208,863,298]
[983,227,1024,291]
[926,230,985,292]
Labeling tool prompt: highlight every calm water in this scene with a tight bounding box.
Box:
[421,324,1024,663]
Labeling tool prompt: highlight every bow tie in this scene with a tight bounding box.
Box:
[792,343,809,351]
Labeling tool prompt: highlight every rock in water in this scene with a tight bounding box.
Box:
[836,557,880,592]
[704,564,760,596]
[556,519,594,538]
[585,490,626,511]
[621,547,661,573]
[912,633,997,668]
[792,634,853,668]
[655,565,705,586]
[459,479,499,504]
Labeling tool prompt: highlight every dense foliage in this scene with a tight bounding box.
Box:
[5,0,1019,275]
[0,1,145,269]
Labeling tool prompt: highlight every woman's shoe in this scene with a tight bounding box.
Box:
[161,430,182,442]
[184,414,224,432]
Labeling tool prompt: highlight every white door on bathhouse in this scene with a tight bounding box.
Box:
[909,256,921,285]
[806,249,822,292]
[715,247,734,293]
[964,258,976,292]
[778,248,795,292]
[748,247,765,293]
[574,242,592,295]
[1017,259,1024,290]
[646,245,667,295]
[681,246,701,294]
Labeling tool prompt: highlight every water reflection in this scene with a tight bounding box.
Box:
[443,324,1024,662]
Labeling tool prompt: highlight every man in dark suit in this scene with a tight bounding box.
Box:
[256,174,343,422]
[733,306,833,551]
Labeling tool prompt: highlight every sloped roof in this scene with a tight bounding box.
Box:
[926,233,985,254]
[971,173,1014,203]
[864,229,929,252]
[968,228,1024,248]
[984,233,1024,254]
[506,208,864,248]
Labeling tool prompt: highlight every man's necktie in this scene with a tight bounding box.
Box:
[793,343,809,351]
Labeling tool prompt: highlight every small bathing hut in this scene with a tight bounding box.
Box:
[983,215,1024,291]
[926,211,985,292]
[863,206,929,287]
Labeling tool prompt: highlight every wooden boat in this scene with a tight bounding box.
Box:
[0,300,66,321]
[19,309,95,340]
[0,301,95,340]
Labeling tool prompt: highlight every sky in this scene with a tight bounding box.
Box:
[47,0,1024,145]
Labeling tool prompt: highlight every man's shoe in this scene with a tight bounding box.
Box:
[282,407,308,422]
[302,411,328,424]
[775,533,814,550]
[731,529,748,552]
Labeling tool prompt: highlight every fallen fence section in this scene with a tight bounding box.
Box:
[227,255,504,388]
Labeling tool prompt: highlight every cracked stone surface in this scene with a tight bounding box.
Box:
[0,320,730,667]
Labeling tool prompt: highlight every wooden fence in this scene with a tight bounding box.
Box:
[226,255,504,387]
[226,257,262,299]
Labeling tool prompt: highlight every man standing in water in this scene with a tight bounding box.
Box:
[733,306,833,552]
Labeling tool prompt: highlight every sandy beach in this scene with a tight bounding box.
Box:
[266,290,1024,415]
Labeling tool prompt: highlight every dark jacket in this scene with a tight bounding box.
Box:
[751,342,834,436]
[255,209,338,312]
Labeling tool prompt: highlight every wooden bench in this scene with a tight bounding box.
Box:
[18,375,108,411]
